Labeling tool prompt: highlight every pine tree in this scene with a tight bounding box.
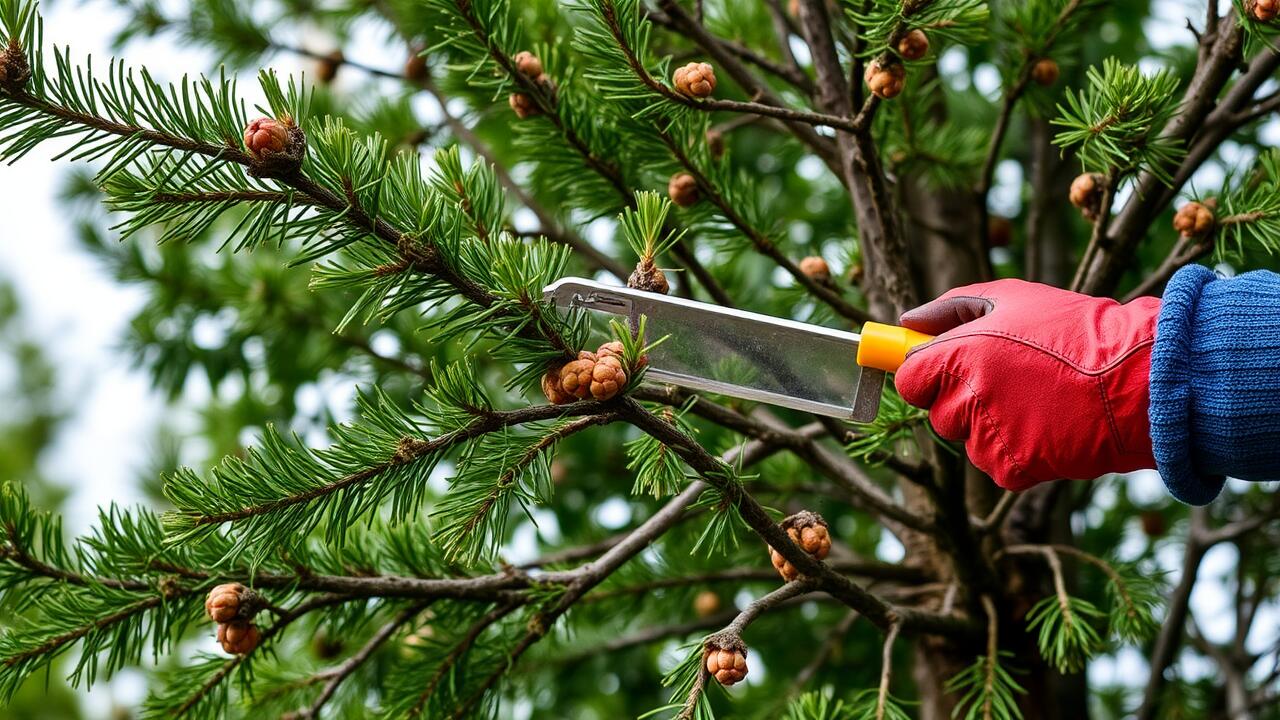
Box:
[0,0,1278,718]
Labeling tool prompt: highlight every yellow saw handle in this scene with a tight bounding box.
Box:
[857,322,934,373]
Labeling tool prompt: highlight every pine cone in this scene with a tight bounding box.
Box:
[217,621,261,655]
[897,29,929,61]
[589,354,627,400]
[509,92,540,119]
[514,51,544,79]
[1069,172,1105,220]
[204,582,257,623]
[1249,0,1279,21]
[0,39,31,92]
[628,257,670,294]
[799,256,831,283]
[668,172,700,207]
[987,216,1013,248]
[768,511,831,582]
[316,50,344,85]
[1173,201,1215,238]
[243,117,306,175]
[558,351,599,400]
[1031,58,1060,87]
[864,59,905,99]
[706,128,725,160]
[673,62,717,99]
[404,47,428,82]
[704,638,748,686]
[596,341,625,360]
[693,591,721,618]
[541,362,575,405]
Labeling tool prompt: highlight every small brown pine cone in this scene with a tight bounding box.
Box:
[509,92,540,119]
[1249,0,1279,21]
[0,39,31,92]
[217,621,261,655]
[799,256,831,283]
[316,50,344,84]
[673,62,717,99]
[589,354,627,400]
[558,351,598,400]
[404,48,428,82]
[864,59,905,99]
[768,511,831,582]
[1069,172,1105,220]
[514,51,544,79]
[1173,201,1215,238]
[704,637,748,686]
[668,172,700,207]
[243,117,305,175]
[541,362,575,405]
[204,583,253,623]
[987,216,1013,248]
[706,128,725,160]
[1031,58,1060,87]
[897,29,929,61]
[628,258,670,294]
[693,591,721,618]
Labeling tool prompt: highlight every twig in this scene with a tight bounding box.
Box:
[973,491,1017,535]
[877,622,901,719]
[980,595,999,720]
[297,603,428,718]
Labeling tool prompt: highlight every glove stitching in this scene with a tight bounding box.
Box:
[913,330,1155,375]
[1096,375,1126,454]
[935,367,1032,487]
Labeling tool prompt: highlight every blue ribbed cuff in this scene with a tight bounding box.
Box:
[1149,265,1225,505]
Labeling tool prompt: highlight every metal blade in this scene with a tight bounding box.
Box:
[544,278,883,421]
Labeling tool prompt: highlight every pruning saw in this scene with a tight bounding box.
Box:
[544,278,933,422]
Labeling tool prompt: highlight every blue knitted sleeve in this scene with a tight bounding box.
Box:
[1149,264,1280,505]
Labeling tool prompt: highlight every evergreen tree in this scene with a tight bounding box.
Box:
[0,0,1278,718]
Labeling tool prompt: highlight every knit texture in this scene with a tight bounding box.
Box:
[1150,265,1280,504]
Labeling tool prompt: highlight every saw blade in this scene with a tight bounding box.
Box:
[544,278,882,420]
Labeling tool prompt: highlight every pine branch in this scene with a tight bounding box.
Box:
[620,398,976,639]
[590,0,860,132]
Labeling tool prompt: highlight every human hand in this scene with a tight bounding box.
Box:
[894,280,1160,490]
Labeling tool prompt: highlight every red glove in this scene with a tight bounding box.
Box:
[894,280,1160,491]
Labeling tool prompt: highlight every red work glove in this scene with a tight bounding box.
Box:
[894,280,1160,491]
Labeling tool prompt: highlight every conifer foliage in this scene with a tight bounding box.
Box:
[0,0,1279,718]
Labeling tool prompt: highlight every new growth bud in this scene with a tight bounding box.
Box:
[667,172,699,208]
[243,117,306,176]
[0,39,32,92]
[704,637,748,686]
[217,621,261,655]
[768,510,831,582]
[1069,172,1105,221]
[1031,58,1060,87]
[1173,201,1215,238]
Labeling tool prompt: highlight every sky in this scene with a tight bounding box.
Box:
[0,0,1275,716]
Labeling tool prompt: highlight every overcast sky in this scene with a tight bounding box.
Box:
[0,0,1274,716]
